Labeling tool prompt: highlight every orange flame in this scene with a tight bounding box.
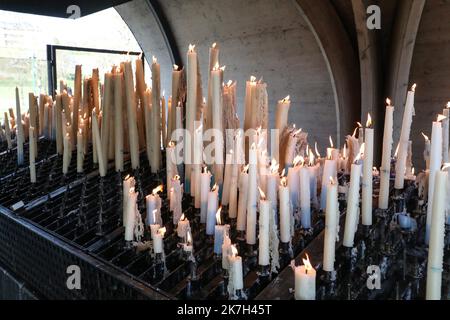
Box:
[258,187,266,201]
[366,114,372,128]
[411,84,417,92]
[152,185,163,195]
[386,98,391,106]
[158,227,166,237]
[211,183,218,192]
[302,253,313,273]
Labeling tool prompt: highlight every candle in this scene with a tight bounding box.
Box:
[423,133,431,170]
[4,112,12,149]
[211,63,225,186]
[258,188,270,266]
[214,207,226,254]
[237,165,249,232]
[169,65,182,142]
[299,164,311,229]
[183,230,193,253]
[123,61,140,170]
[279,176,291,243]
[200,167,212,223]
[146,185,163,226]
[153,227,166,254]
[274,96,291,162]
[426,170,447,300]
[246,144,258,245]
[222,231,232,269]
[284,130,299,170]
[267,160,279,215]
[323,177,338,272]
[166,141,178,198]
[222,150,234,206]
[293,255,316,300]
[307,152,319,209]
[320,156,337,210]
[113,72,124,172]
[92,112,106,177]
[124,187,138,241]
[15,87,24,165]
[206,184,219,235]
[362,114,374,226]
[205,43,219,133]
[395,84,416,189]
[244,76,257,158]
[63,132,71,175]
[288,161,300,211]
[151,56,162,173]
[29,126,36,183]
[442,104,449,163]
[379,99,394,209]
[76,128,84,173]
[343,150,363,248]
[228,151,239,219]
[193,121,203,207]
[123,175,134,227]
[177,214,190,239]
[228,245,244,291]
[149,213,160,239]
[171,175,183,224]
[185,44,198,193]
[426,116,443,244]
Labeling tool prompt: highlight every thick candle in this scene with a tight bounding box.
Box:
[294,255,316,300]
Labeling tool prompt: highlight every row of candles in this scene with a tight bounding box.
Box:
[3,41,449,300]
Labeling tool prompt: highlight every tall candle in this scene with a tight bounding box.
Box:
[123,61,140,170]
[267,160,279,215]
[274,96,291,162]
[151,56,161,173]
[395,84,416,189]
[426,118,443,244]
[122,176,134,227]
[323,178,338,272]
[379,99,394,209]
[29,126,36,183]
[320,158,337,210]
[113,72,124,171]
[171,176,183,224]
[15,87,24,165]
[205,43,219,133]
[228,153,239,218]
[279,177,291,243]
[214,208,226,254]
[63,132,71,175]
[222,232,232,269]
[258,189,270,266]
[222,150,234,206]
[206,184,219,235]
[92,112,106,177]
[4,112,12,149]
[237,166,249,232]
[442,105,449,163]
[169,65,182,142]
[288,165,300,211]
[200,168,212,223]
[166,141,178,198]
[426,170,447,300]
[185,45,198,192]
[362,115,374,226]
[211,63,225,186]
[343,159,362,248]
[193,121,203,207]
[299,165,311,229]
[246,144,258,245]
[76,128,84,173]
[423,133,431,170]
[293,255,316,300]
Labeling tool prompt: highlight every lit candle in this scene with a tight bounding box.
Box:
[92,112,106,177]
[228,245,244,291]
[320,152,337,210]
[395,84,416,189]
[362,114,374,226]
[123,175,135,227]
[63,132,71,175]
[113,72,124,172]
[29,126,36,183]
[214,207,226,254]
[379,99,394,210]
[426,169,447,300]
[246,144,258,245]
[146,185,163,226]
[151,56,161,173]
[211,63,225,186]
[185,44,198,193]
[76,128,84,173]
[206,184,219,235]
[177,214,190,239]
[124,187,138,241]
[222,231,232,269]
[171,175,183,224]
[200,167,212,223]
[237,165,249,232]
[323,177,338,272]
[266,160,279,215]
[170,64,182,142]
[293,254,316,300]
[205,42,219,133]
[166,141,178,198]
[343,146,363,248]
[279,176,291,243]
[183,230,193,253]
[288,157,301,211]
[192,121,203,207]
[258,188,270,267]
[149,211,160,239]
[423,132,431,170]
[426,116,444,244]
[228,150,239,219]
[274,96,291,163]
[153,227,166,254]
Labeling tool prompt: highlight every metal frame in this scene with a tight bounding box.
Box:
[46,44,143,97]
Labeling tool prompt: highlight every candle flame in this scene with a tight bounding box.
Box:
[442,163,450,170]
[124,174,131,181]
[315,142,321,158]
[355,143,365,162]
[329,176,335,184]
[282,95,290,103]
[231,244,238,257]
[281,176,287,187]
[412,167,415,175]
[357,122,363,128]
[302,253,313,272]
[293,155,303,167]
[251,142,256,150]
[386,98,391,106]
[78,128,82,134]
[250,76,256,83]
[212,42,217,49]
[211,183,218,192]
[366,113,372,128]
[180,213,186,222]
[343,143,347,158]
[352,127,358,138]
[421,132,429,141]
[152,56,157,64]
[243,164,250,173]
[220,65,226,71]
[411,83,417,92]
[152,185,163,195]
[216,207,222,225]
[329,136,334,148]
[168,141,175,148]
[213,62,220,71]
[173,64,179,71]
[447,102,450,109]
[394,143,399,158]
[226,80,233,87]
[270,159,279,174]
[258,187,266,201]
[173,175,181,181]
[203,166,208,174]
[281,168,286,177]
[188,44,195,52]
[437,114,447,122]
[187,230,192,245]
[158,227,166,237]
[293,128,302,136]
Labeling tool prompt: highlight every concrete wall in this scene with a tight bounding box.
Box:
[116,0,337,151]
[409,0,450,170]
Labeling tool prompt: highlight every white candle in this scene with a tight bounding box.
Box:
[166,141,178,198]
[214,208,225,254]
[237,166,249,232]
[320,158,337,210]
[423,133,431,170]
[222,150,234,206]
[92,112,106,177]
[200,168,212,223]
[146,185,163,226]
[288,164,300,211]
[153,227,166,254]
[362,115,374,226]
[323,178,338,272]
[228,153,239,219]
[123,61,140,170]
[299,165,311,229]
[274,96,290,162]
[442,105,449,163]
[206,184,219,235]
[150,223,160,239]
[343,153,363,248]
[183,230,194,253]
[193,121,203,207]
[379,99,394,209]
[4,112,12,149]
[124,188,138,241]
[113,72,124,172]
[228,245,244,290]
[258,189,270,266]
[76,128,84,173]
[29,126,36,183]
[279,177,291,243]
[177,214,190,239]
[123,176,134,227]
[426,118,443,244]
[171,176,183,224]
[246,144,258,245]
[293,255,316,300]
[222,232,232,269]
[266,160,279,215]
[211,64,225,186]
[395,84,416,189]
[63,132,71,175]
[15,87,24,165]
[170,65,182,141]
[151,56,162,173]
[185,45,198,192]
[426,170,447,300]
